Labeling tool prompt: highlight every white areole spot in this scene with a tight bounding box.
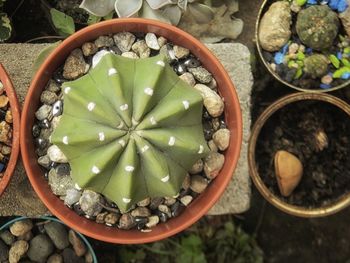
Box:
[198,145,204,154]
[182,100,190,110]
[98,132,105,141]
[120,104,128,111]
[92,50,110,68]
[161,175,170,182]
[62,136,69,145]
[92,165,100,174]
[123,198,131,203]
[87,102,96,111]
[132,118,139,126]
[118,139,126,147]
[74,183,81,190]
[117,122,124,129]
[125,165,135,172]
[108,68,117,76]
[64,87,71,94]
[150,116,157,125]
[144,87,154,96]
[168,136,176,146]
[141,145,149,153]
[156,60,165,67]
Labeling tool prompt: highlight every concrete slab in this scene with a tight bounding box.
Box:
[0,43,253,216]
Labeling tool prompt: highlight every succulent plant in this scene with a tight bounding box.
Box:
[304,54,329,78]
[79,0,213,25]
[51,52,210,212]
[296,5,339,50]
[0,0,12,42]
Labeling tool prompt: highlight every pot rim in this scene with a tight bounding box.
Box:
[248,92,350,217]
[0,64,20,197]
[255,0,350,93]
[0,216,97,262]
[21,18,243,243]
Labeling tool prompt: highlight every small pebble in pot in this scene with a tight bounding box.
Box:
[38,155,51,169]
[183,58,201,68]
[212,128,230,151]
[113,32,136,53]
[171,201,186,217]
[94,36,114,48]
[189,159,204,174]
[164,196,177,206]
[104,213,120,226]
[179,72,196,86]
[35,105,52,121]
[32,124,41,137]
[145,33,160,50]
[73,203,84,216]
[137,197,151,207]
[321,74,333,85]
[9,240,29,263]
[52,100,63,117]
[173,45,190,59]
[135,217,149,230]
[190,175,208,193]
[119,213,136,230]
[95,212,108,224]
[174,63,187,75]
[79,190,104,217]
[39,119,50,129]
[82,42,98,57]
[131,207,151,217]
[65,188,82,206]
[188,67,212,83]
[40,90,58,105]
[55,163,71,176]
[146,215,160,228]
[204,152,225,179]
[35,137,48,149]
[0,95,9,108]
[156,211,168,223]
[158,204,171,218]
[180,195,193,206]
[5,110,12,123]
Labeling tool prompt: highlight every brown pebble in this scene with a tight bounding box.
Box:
[5,110,12,123]
[9,219,33,236]
[82,42,98,57]
[95,212,108,224]
[104,213,120,225]
[68,230,86,257]
[274,150,303,197]
[9,240,29,263]
[0,95,8,108]
[1,145,11,155]
[190,175,208,193]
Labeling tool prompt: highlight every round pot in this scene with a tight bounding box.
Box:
[21,18,243,244]
[255,0,350,93]
[0,216,97,262]
[0,64,20,196]
[248,92,350,217]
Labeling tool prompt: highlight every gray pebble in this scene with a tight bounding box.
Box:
[55,163,71,176]
[180,195,193,206]
[157,36,167,47]
[79,190,103,217]
[0,239,8,261]
[95,212,108,224]
[94,36,114,48]
[119,213,136,230]
[44,222,70,250]
[184,58,201,68]
[194,84,224,117]
[145,33,160,50]
[173,45,189,59]
[64,188,82,206]
[40,90,58,105]
[159,44,176,63]
[164,197,176,206]
[104,213,120,226]
[46,80,61,93]
[48,168,74,196]
[158,204,171,218]
[212,128,230,151]
[121,51,139,59]
[179,72,196,86]
[131,207,151,217]
[189,159,204,174]
[47,253,63,263]
[63,49,87,80]
[82,42,98,57]
[137,197,151,207]
[0,230,15,245]
[190,175,208,193]
[132,40,151,58]
[113,32,136,52]
[47,145,68,163]
[62,248,84,263]
[27,234,54,262]
[35,104,52,121]
[146,215,159,228]
[188,67,212,83]
[204,152,225,179]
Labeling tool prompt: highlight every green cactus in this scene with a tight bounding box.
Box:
[303,54,329,79]
[296,5,339,51]
[51,52,210,212]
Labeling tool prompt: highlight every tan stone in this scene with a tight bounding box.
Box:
[274,150,303,197]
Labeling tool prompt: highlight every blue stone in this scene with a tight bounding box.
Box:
[306,48,313,55]
[329,0,339,10]
[320,83,331,89]
[320,0,329,4]
[337,52,343,60]
[282,43,289,54]
[0,163,5,173]
[341,72,350,79]
[307,0,318,4]
[337,0,348,12]
[274,52,285,65]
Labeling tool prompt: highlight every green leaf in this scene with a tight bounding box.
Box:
[344,47,350,54]
[87,14,101,25]
[296,0,307,6]
[333,66,350,78]
[342,58,350,67]
[50,8,75,37]
[296,51,305,61]
[0,12,12,42]
[32,41,61,75]
[294,68,303,79]
[329,54,340,69]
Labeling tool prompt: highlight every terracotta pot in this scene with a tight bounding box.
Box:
[248,92,350,217]
[0,64,20,196]
[255,0,350,92]
[21,18,242,244]
[0,216,97,262]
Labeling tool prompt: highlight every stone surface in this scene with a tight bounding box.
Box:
[0,43,252,216]
[339,1,350,38]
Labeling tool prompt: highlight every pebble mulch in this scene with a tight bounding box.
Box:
[0,81,13,178]
[0,218,94,262]
[33,32,230,231]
